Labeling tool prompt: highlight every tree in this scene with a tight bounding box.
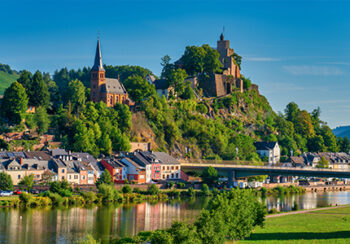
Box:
[202,44,222,74]
[285,102,299,123]
[295,110,315,137]
[319,125,339,152]
[34,106,50,135]
[0,172,14,191]
[123,75,156,103]
[202,167,218,185]
[96,170,113,187]
[232,53,242,70]
[317,156,329,168]
[1,81,28,125]
[72,120,93,152]
[195,190,266,242]
[66,79,86,114]
[98,134,112,155]
[339,136,350,153]
[147,184,159,195]
[17,70,32,90]
[19,174,34,190]
[0,138,9,150]
[150,230,174,244]
[307,135,326,152]
[28,71,50,108]
[166,68,188,96]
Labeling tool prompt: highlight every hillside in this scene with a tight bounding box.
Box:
[0,64,19,95]
[333,126,350,138]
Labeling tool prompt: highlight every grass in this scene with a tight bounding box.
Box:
[241,206,350,244]
[0,196,19,201]
[0,70,18,95]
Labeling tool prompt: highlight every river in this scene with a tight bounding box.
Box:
[1,191,350,244]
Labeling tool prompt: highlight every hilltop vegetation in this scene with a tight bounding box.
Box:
[0,42,346,159]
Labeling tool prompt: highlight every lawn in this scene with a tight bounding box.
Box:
[241,206,350,244]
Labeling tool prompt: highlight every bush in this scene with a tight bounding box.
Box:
[133,187,141,194]
[147,184,159,195]
[36,197,52,207]
[58,189,73,197]
[82,191,97,203]
[187,187,195,197]
[47,192,64,205]
[201,184,211,196]
[176,182,186,189]
[20,192,34,206]
[122,185,133,194]
[98,184,115,202]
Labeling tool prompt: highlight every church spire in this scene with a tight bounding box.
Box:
[92,39,105,71]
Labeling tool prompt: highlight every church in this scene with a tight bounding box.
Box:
[90,40,132,107]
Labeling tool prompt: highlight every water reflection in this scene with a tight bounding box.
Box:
[2,193,350,243]
[0,198,207,244]
[265,191,350,212]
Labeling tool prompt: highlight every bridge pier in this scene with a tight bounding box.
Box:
[228,170,236,187]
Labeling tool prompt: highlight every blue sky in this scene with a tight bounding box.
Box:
[1,0,350,128]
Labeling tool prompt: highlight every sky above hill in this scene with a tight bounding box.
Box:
[1,0,350,128]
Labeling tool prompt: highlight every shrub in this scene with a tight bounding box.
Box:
[113,189,121,202]
[58,189,73,197]
[150,230,173,244]
[260,187,267,196]
[36,197,52,207]
[212,187,219,195]
[147,184,159,195]
[76,234,100,244]
[48,192,64,205]
[122,185,133,194]
[201,184,211,196]
[98,184,115,202]
[176,182,186,189]
[133,187,141,194]
[82,191,97,203]
[187,187,195,197]
[20,192,33,206]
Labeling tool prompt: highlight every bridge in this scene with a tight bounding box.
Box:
[180,162,350,185]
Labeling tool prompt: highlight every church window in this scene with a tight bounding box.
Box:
[100,74,104,78]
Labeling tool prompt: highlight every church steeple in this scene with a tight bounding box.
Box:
[92,39,105,71]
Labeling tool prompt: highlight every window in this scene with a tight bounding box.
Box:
[62,169,65,173]
[176,173,179,178]
[18,175,21,179]
[167,175,169,179]
[69,175,71,179]
[61,176,64,180]
[82,176,85,180]
[171,166,174,170]
[167,166,170,170]
[100,74,104,78]
[176,166,179,170]
[74,175,78,179]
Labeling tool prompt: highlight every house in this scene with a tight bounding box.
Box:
[152,152,181,180]
[120,157,146,184]
[128,151,158,183]
[90,39,133,107]
[290,156,306,168]
[254,141,280,164]
[145,74,156,85]
[101,158,126,183]
[49,158,68,181]
[153,79,174,99]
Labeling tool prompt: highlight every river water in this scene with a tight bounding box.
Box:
[1,191,350,244]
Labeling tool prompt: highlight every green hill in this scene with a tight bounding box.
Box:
[0,70,19,95]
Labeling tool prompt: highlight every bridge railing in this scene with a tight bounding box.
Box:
[181,161,350,172]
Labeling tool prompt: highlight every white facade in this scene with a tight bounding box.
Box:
[256,142,280,164]
[160,164,181,180]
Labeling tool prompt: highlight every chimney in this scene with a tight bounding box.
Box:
[19,158,23,165]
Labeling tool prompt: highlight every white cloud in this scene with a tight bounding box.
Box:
[283,65,344,76]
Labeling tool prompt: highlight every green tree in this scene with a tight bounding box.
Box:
[34,106,50,135]
[307,135,326,152]
[0,138,9,150]
[96,170,113,187]
[0,172,14,191]
[29,71,50,108]
[317,156,329,168]
[195,190,266,242]
[319,125,339,152]
[202,167,218,185]
[123,75,156,103]
[147,184,159,195]
[17,70,32,90]
[19,174,34,190]
[339,136,350,152]
[98,134,112,155]
[232,53,242,70]
[72,120,93,152]
[66,79,86,114]
[285,102,300,123]
[202,44,222,74]
[1,81,28,125]
[150,230,174,244]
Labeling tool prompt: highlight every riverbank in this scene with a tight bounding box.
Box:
[241,205,350,243]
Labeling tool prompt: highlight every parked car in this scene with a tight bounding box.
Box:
[13,189,22,195]
[0,191,13,196]
[30,189,39,194]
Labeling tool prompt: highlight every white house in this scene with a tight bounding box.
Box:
[254,141,280,164]
[145,74,156,85]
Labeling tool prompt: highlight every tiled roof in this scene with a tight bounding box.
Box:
[100,78,127,95]
[254,142,278,151]
[152,152,180,165]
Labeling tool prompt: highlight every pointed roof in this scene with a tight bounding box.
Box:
[91,39,105,71]
[220,33,224,41]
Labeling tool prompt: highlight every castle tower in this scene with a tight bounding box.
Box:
[90,39,106,102]
[217,33,234,71]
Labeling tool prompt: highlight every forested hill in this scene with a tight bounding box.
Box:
[0,63,19,95]
[333,126,350,138]
[1,45,347,160]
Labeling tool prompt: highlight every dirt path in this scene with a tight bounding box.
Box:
[266,204,350,218]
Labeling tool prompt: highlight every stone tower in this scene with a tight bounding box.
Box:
[90,39,106,102]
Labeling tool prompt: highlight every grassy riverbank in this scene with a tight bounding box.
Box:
[241,205,350,244]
